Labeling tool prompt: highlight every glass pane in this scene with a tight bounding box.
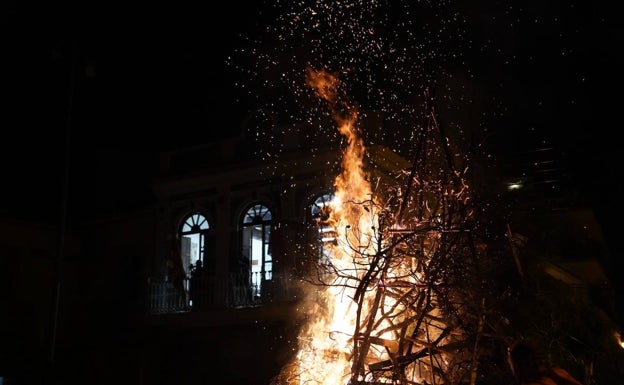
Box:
[241,203,273,296]
[310,194,336,264]
[182,213,209,232]
[311,193,334,218]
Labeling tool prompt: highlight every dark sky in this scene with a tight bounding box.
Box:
[1,1,622,248]
[2,1,259,146]
[1,1,262,221]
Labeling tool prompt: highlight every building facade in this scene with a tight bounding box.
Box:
[1,125,621,385]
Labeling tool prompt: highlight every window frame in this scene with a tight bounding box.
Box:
[177,211,211,275]
[239,201,274,298]
[307,191,337,265]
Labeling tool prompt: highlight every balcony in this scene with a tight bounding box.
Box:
[147,271,301,315]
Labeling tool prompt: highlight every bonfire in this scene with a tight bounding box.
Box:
[272,68,485,385]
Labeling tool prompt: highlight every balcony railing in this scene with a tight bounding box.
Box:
[147,271,300,315]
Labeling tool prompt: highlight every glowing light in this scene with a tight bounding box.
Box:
[615,331,624,349]
[250,3,481,385]
[270,64,473,385]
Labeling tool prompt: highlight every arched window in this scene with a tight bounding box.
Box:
[309,192,336,265]
[179,212,210,276]
[240,203,273,298]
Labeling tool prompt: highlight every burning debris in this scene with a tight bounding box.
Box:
[271,69,488,385]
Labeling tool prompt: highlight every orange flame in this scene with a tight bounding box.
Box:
[274,68,464,385]
[282,68,385,385]
[297,69,374,384]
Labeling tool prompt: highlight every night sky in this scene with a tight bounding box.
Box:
[1,1,261,220]
[1,1,622,263]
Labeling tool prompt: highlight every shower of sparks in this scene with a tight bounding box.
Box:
[223,1,541,385]
[269,66,476,385]
[227,0,481,166]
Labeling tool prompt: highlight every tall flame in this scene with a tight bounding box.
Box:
[274,68,465,385]
[278,68,392,385]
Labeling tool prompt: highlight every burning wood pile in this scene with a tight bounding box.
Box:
[272,69,491,385]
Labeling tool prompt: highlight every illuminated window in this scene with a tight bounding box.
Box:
[310,192,336,264]
[179,212,210,275]
[240,203,273,297]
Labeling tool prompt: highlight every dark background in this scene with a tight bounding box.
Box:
[1,1,262,221]
[1,1,622,288]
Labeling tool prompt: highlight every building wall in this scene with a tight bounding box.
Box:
[0,218,64,380]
